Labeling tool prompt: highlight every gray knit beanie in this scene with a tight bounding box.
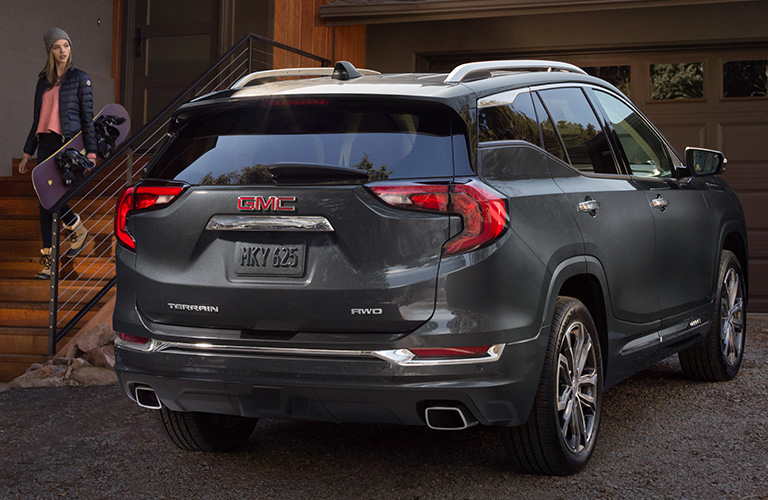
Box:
[44,27,71,53]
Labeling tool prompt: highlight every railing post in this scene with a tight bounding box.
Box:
[47,210,61,356]
[248,35,253,74]
[126,147,134,185]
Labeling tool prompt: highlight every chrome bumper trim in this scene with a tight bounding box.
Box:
[127,339,506,367]
[206,215,335,232]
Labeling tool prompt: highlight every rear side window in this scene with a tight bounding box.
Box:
[478,92,539,144]
[538,88,618,175]
[148,99,459,184]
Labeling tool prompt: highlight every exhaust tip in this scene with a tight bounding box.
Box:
[425,406,478,431]
[134,385,162,410]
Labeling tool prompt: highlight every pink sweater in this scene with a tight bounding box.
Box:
[36,85,62,136]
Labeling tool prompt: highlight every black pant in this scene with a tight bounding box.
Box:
[37,133,77,248]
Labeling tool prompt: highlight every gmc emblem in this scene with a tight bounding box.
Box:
[238,196,296,212]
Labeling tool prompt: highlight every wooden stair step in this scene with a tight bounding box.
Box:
[0,301,102,328]
[0,279,114,302]
[0,195,117,217]
[0,236,114,258]
[0,258,115,280]
[0,354,52,382]
[0,218,114,240]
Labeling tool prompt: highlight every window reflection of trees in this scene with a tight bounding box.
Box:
[198,154,391,185]
[479,106,539,144]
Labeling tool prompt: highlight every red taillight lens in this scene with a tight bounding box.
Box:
[443,182,508,255]
[410,346,492,358]
[368,181,507,256]
[115,184,184,250]
[368,185,450,212]
[117,332,149,345]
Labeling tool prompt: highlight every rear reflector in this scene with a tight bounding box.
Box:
[409,346,492,358]
[117,332,149,345]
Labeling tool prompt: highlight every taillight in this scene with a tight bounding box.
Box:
[368,180,507,255]
[115,184,184,250]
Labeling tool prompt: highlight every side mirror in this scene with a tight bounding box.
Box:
[685,147,727,176]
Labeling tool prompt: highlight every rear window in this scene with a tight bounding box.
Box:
[147,99,460,184]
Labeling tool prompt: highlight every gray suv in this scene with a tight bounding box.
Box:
[113,60,748,475]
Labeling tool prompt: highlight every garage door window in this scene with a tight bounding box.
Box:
[723,60,768,98]
[650,62,704,101]
[583,65,631,98]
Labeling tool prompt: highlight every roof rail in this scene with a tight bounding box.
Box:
[232,64,380,88]
[445,60,587,84]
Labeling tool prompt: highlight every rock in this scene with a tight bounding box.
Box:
[68,366,118,386]
[84,345,115,369]
[76,323,114,353]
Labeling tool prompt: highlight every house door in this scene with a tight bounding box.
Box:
[130,0,220,128]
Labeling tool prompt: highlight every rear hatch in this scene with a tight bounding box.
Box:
[129,97,466,334]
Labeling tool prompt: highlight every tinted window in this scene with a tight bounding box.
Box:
[148,100,457,184]
[533,93,567,163]
[478,92,539,144]
[538,88,617,174]
[594,91,673,177]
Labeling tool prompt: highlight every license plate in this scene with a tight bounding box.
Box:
[234,242,305,276]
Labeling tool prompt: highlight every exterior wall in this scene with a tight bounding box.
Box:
[1,0,116,177]
[274,0,366,68]
[366,2,768,73]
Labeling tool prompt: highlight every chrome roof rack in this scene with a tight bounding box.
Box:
[232,62,380,89]
[445,60,587,84]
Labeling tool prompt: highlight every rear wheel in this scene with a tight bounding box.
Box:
[679,250,746,381]
[504,296,603,475]
[157,407,258,452]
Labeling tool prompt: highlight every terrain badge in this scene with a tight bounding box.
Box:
[48,180,53,186]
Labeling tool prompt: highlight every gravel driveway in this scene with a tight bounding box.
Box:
[2,317,767,500]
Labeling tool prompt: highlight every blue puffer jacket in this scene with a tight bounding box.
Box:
[23,67,98,157]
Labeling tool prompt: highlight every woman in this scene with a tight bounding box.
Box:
[18,27,95,279]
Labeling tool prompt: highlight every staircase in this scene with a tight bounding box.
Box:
[0,34,332,382]
[0,159,118,381]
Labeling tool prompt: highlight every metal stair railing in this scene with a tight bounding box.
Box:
[45,33,331,355]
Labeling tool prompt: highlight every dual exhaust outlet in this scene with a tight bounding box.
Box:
[133,386,477,431]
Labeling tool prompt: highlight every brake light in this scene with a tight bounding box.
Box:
[115,185,184,250]
[368,180,507,255]
[410,346,492,358]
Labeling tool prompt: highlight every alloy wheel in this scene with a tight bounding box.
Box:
[556,321,599,454]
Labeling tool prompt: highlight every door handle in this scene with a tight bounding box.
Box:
[652,195,669,212]
[578,198,600,217]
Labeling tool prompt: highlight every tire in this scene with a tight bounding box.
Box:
[679,250,746,382]
[157,407,258,452]
[504,296,603,475]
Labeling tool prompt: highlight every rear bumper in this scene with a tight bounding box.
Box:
[114,331,546,427]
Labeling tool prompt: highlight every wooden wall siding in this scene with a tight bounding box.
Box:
[273,0,366,68]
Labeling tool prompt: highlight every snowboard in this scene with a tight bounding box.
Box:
[33,103,131,210]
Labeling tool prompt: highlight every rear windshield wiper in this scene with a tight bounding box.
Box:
[267,162,370,183]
